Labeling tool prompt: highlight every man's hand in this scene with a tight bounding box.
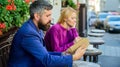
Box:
[62,51,70,55]
[72,47,86,61]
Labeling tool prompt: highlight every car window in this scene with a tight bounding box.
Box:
[108,16,120,21]
[98,13,109,18]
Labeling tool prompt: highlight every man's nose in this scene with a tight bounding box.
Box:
[49,16,52,20]
[50,18,54,25]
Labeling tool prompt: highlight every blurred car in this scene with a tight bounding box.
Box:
[98,12,111,22]
[105,15,120,32]
[94,12,111,29]
[87,11,97,26]
[108,11,120,15]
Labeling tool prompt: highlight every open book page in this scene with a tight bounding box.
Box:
[67,38,89,54]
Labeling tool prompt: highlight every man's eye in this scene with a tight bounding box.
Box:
[46,15,48,17]
[47,14,51,17]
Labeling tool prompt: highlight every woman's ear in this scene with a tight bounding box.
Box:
[34,13,40,21]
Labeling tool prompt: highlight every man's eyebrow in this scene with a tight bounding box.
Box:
[48,14,51,16]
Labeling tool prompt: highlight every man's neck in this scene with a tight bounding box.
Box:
[32,19,40,31]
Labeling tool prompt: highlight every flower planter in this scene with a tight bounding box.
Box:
[0,27,18,43]
[0,27,18,67]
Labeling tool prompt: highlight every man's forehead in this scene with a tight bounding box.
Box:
[44,10,52,14]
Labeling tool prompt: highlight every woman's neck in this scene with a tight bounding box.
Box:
[60,22,70,30]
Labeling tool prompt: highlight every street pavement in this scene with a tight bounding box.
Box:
[99,32,120,67]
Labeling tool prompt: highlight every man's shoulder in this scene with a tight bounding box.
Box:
[20,23,32,32]
[18,22,37,36]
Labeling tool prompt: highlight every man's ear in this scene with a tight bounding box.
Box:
[34,13,40,21]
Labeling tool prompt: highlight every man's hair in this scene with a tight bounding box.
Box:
[29,0,53,19]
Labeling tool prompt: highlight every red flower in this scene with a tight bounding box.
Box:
[0,23,6,29]
[11,3,16,10]
[32,0,35,3]
[25,0,30,4]
[6,4,16,11]
[6,5,13,10]
[12,5,16,10]
[8,0,11,2]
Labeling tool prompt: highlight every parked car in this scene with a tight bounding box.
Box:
[98,12,110,22]
[94,12,111,29]
[104,15,120,32]
[88,11,97,26]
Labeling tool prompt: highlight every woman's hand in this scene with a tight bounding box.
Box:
[73,36,81,44]
[72,23,76,28]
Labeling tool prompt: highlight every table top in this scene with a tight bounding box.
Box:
[89,39,105,45]
[73,61,100,67]
[85,48,102,55]
[87,37,105,44]
[88,33,104,37]
[91,29,105,33]
[87,36,103,39]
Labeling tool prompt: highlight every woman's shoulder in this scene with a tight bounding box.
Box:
[49,23,61,31]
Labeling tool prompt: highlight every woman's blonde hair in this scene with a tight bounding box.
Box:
[58,7,76,24]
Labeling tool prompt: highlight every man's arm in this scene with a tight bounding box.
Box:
[21,34,72,67]
[48,51,62,56]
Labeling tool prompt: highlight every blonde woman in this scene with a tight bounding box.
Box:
[45,7,86,56]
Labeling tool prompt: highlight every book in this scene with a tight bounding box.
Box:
[67,38,89,54]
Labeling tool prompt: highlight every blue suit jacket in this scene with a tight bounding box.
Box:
[8,19,72,67]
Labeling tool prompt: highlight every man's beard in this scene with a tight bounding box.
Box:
[38,19,51,31]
